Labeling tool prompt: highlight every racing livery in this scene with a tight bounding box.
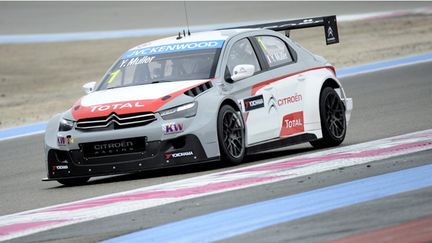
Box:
[44,16,353,185]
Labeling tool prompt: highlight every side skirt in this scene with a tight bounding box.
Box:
[246,133,317,154]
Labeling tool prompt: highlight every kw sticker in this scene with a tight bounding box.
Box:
[57,135,74,146]
[163,123,184,135]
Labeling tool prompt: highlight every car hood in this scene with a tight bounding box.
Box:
[71,80,208,120]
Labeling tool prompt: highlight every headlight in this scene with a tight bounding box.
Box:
[159,102,198,120]
[59,118,74,131]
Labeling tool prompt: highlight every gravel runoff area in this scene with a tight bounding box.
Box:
[0,14,431,129]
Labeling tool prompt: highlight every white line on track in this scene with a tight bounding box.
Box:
[0,129,432,241]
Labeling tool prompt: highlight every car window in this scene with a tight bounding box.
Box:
[226,38,261,75]
[97,40,223,91]
[255,36,293,68]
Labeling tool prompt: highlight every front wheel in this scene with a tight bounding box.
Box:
[217,105,246,165]
[57,177,90,186]
[310,87,347,148]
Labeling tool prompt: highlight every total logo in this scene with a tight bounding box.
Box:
[279,111,304,137]
[165,151,194,159]
[57,135,74,146]
[163,123,184,135]
[284,118,303,129]
[90,101,145,112]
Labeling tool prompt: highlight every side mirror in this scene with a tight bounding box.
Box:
[82,81,96,94]
[231,64,255,82]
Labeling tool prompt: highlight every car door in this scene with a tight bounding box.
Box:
[253,35,305,138]
[223,38,280,145]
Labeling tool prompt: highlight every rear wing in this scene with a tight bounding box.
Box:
[220,15,339,45]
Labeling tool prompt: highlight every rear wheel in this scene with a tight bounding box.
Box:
[57,177,90,186]
[310,87,346,148]
[217,105,245,165]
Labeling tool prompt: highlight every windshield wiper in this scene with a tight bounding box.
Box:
[151,80,171,84]
[107,83,137,90]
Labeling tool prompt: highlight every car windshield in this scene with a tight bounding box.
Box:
[97,40,223,90]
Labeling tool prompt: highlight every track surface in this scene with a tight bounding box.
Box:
[0,61,431,242]
[0,2,431,35]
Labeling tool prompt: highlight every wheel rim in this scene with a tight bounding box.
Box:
[222,111,244,158]
[324,93,346,139]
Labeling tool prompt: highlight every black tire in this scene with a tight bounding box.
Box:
[57,177,90,186]
[310,87,347,148]
[217,105,246,165]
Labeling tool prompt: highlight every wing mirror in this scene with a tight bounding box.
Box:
[230,64,255,82]
[82,81,96,94]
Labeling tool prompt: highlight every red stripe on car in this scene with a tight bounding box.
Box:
[72,81,208,120]
[251,66,335,96]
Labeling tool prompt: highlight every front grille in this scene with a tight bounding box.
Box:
[76,112,156,130]
[80,137,146,159]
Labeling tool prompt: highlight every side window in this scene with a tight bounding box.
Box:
[256,36,293,68]
[226,38,261,75]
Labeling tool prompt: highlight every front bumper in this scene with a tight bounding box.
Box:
[44,134,214,181]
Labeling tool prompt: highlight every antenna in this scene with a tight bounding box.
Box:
[183,1,191,35]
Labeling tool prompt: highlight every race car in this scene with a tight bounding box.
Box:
[44,16,353,186]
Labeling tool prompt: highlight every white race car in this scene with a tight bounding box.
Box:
[44,16,352,185]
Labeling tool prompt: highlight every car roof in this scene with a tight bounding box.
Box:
[127,29,256,51]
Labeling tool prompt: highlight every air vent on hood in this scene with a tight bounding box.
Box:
[184,81,213,97]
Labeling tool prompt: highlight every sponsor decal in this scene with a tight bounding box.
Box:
[57,135,74,146]
[163,123,184,135]
[52,165,69,171]
[244,95,264,112]
[324,16,339,45]
[165,151,194,159]
[82,138,145,157]
[277,93,303,106]
[122,40,224,59]
[257,36,290,65]
[268,95,277,113]
[119,56,155,68]
[90,101,144,113]
[72,80,209,120]
[93,141,134,155]
[279,111,304,137]
[327,26,334,39]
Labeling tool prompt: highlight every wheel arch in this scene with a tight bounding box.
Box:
[321,78,341,90]
[219,98,241,112]
[218,97,245,139]
[216,98,246,164]
[303,69,344,138]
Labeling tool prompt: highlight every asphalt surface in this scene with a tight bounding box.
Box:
[0,2,431,35]
[11,150,432,243]
[0,61,431,242]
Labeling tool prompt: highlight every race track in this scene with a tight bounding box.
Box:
[1,60,431,242]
